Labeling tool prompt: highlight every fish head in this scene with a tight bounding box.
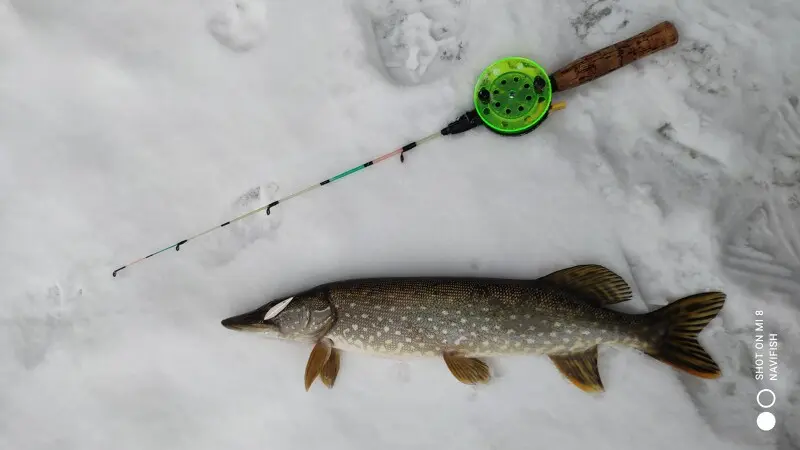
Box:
[221,288,334,342]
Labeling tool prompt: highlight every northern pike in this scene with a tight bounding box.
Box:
[221,265,725,392]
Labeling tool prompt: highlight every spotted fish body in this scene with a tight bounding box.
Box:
[222,265,726,392]
[325,278,657,358]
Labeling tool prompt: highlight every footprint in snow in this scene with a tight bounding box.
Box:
[716,96,800,297]
[756,96,800,189]
[207,0,269,53]
[195,182,283,268]
[678,40,740,97]
[717,192,800,297]
[355,0,469,86]
[3,283,82,370]
[570,0,631,41]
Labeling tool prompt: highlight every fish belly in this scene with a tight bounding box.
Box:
[323,278,642,358]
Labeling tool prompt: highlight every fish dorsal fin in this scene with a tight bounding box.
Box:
[539,265,632,307]
[549,346,604,393]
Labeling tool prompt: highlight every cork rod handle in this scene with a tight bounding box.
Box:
[549,21,679,92]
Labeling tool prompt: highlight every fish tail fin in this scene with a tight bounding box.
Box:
[644,292,725,379]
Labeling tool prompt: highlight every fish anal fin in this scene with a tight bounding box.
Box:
[443,351,491,385]
[305,338,333,391]
[539,265,632,307]
[549,346,604,393]
[320,348,340,389]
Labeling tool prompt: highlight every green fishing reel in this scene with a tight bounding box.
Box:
[473,57,553,136]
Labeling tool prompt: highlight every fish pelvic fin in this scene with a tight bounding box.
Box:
[539,265,632,307]
[305,339,333,391]
[443,351,491,385]
[320,348,340,389]
[645,292,726,379]
[549,346,604,393]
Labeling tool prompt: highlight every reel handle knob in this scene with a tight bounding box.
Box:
[477,88,491,103]
[549,21,679,92]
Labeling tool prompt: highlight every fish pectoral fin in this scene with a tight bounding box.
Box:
[443,352,491,385]
[320,348,340,389]
[549,346,604,393]
[304,338,333,391]
[539,265,632,307]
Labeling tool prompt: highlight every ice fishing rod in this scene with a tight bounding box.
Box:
[112,21,679,277]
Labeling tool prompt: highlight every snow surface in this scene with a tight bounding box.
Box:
[1,0,799,449]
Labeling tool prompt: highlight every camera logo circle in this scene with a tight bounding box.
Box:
[756,389,776,431]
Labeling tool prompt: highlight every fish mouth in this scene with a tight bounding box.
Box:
[220,317,246,331]
[221,306,272,332]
